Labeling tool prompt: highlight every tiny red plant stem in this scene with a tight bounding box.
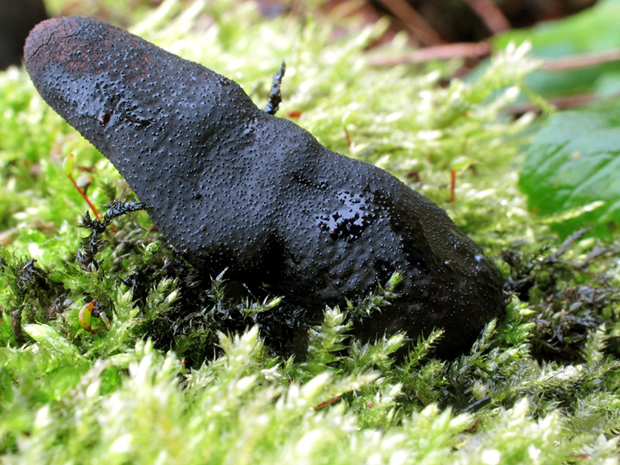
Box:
[450,169,457,203]
[69,174,101,219]
[68,174,119,232]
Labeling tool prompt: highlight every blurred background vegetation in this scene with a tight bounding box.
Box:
[3,1,620,463]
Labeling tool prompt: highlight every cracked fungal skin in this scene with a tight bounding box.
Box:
[25,16,504,358]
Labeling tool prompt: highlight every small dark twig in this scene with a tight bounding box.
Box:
[11,307,25,346]
[78,200,145,270]
[314,396,341,410]
[551,228,588,261]
[579,246,607,269]
[80,200,145,235]
[376,0,444,46]
[505,93,618,116]
[367,42,490,67]
[264,61,286,116]
[18,259,38,289]
[462,0,511,34]
[457,396,492,414]
[542,49,620,71]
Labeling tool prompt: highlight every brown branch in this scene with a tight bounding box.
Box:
[506,92,620,116]
[375,0,445,46]
[368,44,620,75]
[579,246,607,269]
[367,42,490,67]
[462,0,511,34]
[541,49,620,71]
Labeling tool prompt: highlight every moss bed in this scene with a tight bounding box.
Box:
[1,1,620,463]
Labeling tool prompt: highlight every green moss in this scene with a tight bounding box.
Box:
[1,0,619,463]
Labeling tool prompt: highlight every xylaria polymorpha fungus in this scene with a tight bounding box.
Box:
[25,17,504,358]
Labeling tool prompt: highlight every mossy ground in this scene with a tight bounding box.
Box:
[1,0,620,463]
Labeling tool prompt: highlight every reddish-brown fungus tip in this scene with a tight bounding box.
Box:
[24,17,83,73]
[24,17,59,60]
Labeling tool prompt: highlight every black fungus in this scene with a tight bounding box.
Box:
[24,17,505,358]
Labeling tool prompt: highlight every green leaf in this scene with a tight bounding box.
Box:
[519,105,620,237]
[23,324,81,361]
[494,0,620,98]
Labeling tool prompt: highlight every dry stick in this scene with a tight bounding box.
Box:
[367,41,490,67]
[368,37,620,114]
[579,246,607,269]
[541,49,620,71]
[462,0,511,34]
[507,92,620,115]
[369,45,620,71]
[506,50,620,112]
[370,45,620,112]
[552,228,588,260]
[368,41,620,113]
[376,0,445,46]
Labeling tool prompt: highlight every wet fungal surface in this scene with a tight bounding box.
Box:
[25,16,505,358]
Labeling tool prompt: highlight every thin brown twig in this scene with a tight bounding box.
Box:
[368,43,620,72]
[367,42,490,67]
[462,0,511,34]
[365,39,620,115]
[579,246,607,269]
[375,0,444,46]
[314,396,340,410]
[541,49,620,71]
[506,92,620,116]
[552,228,588,260]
